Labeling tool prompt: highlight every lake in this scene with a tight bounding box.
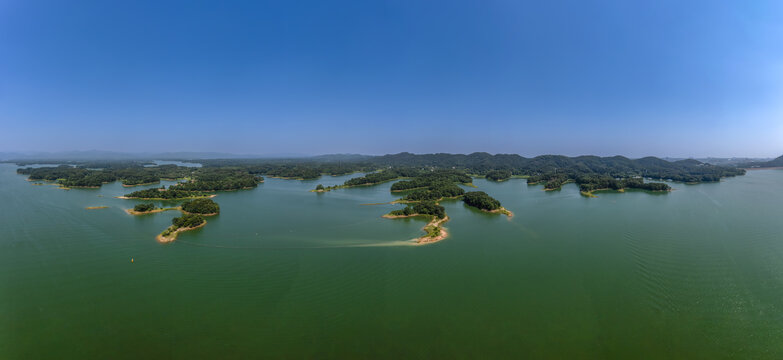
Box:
[1,163,782,359]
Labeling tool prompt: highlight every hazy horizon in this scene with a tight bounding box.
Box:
[0,148,777,161]
[2,1,783,158]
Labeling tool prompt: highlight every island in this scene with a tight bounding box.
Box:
[577,175,672,197]
[383,201,449,244]
[125,203,179,215]
[157,214,206,243]
[180,198,220,216]
[118,188,216,200]
[15,151,753,245]
[462,191,513,217]
[485,170,512,182]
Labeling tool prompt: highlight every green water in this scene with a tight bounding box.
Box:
[2,164,783,359]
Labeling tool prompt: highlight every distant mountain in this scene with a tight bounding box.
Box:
[0,150,290,162]
[664,157,773,166]
[743,155,783,168]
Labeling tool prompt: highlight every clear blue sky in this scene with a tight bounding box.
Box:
[1,0,782,157]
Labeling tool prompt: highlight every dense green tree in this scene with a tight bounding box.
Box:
[389,201,446,219]
[171,214,205,229]
[124,188,209,199]
[485,170,512,181]
[462,191,502,211]
[133,203,156,212]
[181,198,220,214]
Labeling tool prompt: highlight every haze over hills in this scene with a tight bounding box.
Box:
[0,150,313,162]
[0,150,778,164]
[743,155,783,168]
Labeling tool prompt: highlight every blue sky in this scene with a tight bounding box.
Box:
[1,0,782,157]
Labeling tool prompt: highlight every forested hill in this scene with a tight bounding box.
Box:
[742,155,783,168]
[367,152,744,182]
[14,152,746,185]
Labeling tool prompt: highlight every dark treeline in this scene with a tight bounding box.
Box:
[485,170,512,181]
[161,214,206,237]
[181,198,220,214]
[390,170,471,202]
[390,170,472,191]
[123,187,209,200]
[18,163,263,194]
[17,152,747,191]
[17,164,191,187]
[462,191,502,211]
[342,168,421,187]
[368,152,745,183]
[576,175,671,193]
[172,214,205,229]
[389,201,446,219]
[133,203,156,212]
[198,159,375,179]
[169,168,262,191]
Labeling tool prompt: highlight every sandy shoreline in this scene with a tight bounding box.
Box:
[486,207,513,217]
[382,213,450,244]
[156,221,207,243]
[415,216,449,244]
[125,207,179,215]
[125,206,218,216]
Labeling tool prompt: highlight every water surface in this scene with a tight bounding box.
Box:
[2,164,782,358]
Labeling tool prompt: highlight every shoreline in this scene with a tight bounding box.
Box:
[580,187,670,198]
[125,206,218,216]
[744,166,783,170]
[485,207,513,217]
[181,210,218,216]
[382,213,450,244]
[415,216,450,244]
[156,221,207,243]
[122,181,160,187]
[125,207,179,215]
[116,194,217,200]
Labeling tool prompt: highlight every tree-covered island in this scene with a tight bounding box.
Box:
[157,214,206,243]
[462,191,513,216]
[14,152,753,245]
[180,198,220,215]
[120,187,214,200]
[125,203,180,215]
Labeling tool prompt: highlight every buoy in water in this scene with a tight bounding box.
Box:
[131,258,134,263]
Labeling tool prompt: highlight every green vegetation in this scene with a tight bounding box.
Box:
[169,168,262,191]
[344,168,419,187]
[388,201,446,219]
[576,175,671,193]
[389,170,471,202]
[370,152,745,184]
[123,187,211,200]
[485,170,512,181]
[16,164,192,187]
[133,203,156,212]
[161,214,206,238]
[172,213,206,228]
[462,191,502,211]
[315,184,325,191]
[181,198,220,215]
